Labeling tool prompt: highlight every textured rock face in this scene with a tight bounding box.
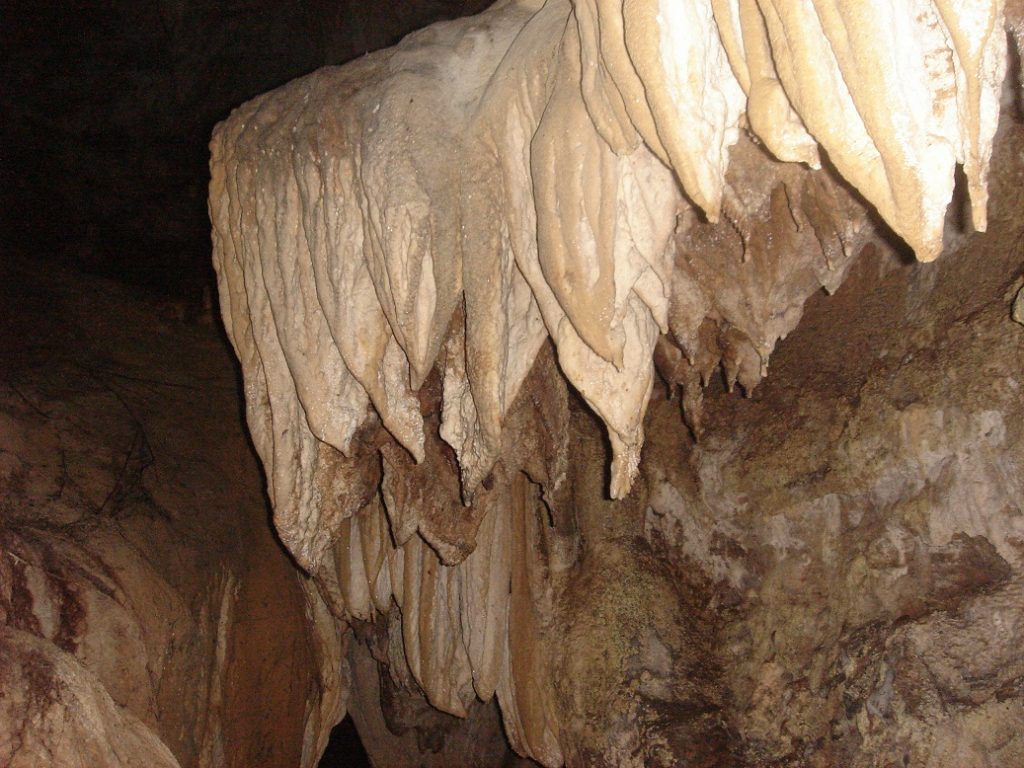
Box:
[640,155,1024,765]
[209,1,1024,766]
[0,261,336,767]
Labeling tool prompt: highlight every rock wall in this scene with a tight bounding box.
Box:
[209,0,1024,765]
[640,119,1024,765]
[0,260,337,767]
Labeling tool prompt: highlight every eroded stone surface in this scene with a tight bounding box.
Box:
[0,627,182,768]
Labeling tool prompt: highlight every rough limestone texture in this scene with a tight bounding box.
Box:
[0,260,339,768]
[209,0,1023,766]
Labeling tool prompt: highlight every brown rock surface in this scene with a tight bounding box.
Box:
[639,114,1024,766]
[0,259,335,767]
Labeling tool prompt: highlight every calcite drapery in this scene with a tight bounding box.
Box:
[212,0,1007,510]
[209,1,1013,765]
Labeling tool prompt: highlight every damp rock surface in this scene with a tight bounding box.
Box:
[0,259,336,768]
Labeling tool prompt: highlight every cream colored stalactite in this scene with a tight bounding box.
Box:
[933,0,1007,230]
[755,0,1006,261]
[527,21,677,497]
[237,249,323,568]
[255,156,369,459]
[358,157,446,391]
[533,25,626,367]
[755,1,898,249]
[439,3,564,498]
[357,14,523,396]
[399,534,425,688]
[211,93,391,571]
[622,0,746,220]
[811,0,962,260]
[460,491,512,702]
[211,122,279,502]
[212,128,336,567]
[358,501,397,615]
[420,548,477,717]
[521,217,662,497]
[336,514,373,622]
[226,85,371,464]
[312,546,348,620]
[711,0,750,91]
[573,0,642,153]
[444,148,548,495]
[576,0,670,163]
[251,158,372,568]
[302,148,425,462]
[357,84,463,390]
[440,324,482,495]
[213,132,331,569]
[729,0,822,167]
[613,146,677,333]
[210,124,272,488]
[317,499,396,622]
[519,175,667,493]
[399,533,476,717]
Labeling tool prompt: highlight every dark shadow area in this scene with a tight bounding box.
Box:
[318,715,372,768]
[0,0,492,302]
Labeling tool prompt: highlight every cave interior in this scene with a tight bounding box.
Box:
[2,2,1024,767]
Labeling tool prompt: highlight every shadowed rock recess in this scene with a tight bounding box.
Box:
[0,259,333,767]
[209,1,1023,766]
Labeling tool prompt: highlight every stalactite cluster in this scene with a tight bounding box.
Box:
[208,1,1012,764]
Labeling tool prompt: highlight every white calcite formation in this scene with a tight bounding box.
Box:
[209,1,1010,765]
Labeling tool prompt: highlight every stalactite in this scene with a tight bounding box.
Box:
[209,1,1013,764]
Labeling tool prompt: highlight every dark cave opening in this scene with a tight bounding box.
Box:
[0,0,492,302]
[318,716,371,768]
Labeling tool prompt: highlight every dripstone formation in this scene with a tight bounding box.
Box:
[209,1,1024,765]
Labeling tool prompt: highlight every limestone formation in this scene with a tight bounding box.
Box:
[0,628,183,768]
[209,1,1022,765]
[212,0,1007,510]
